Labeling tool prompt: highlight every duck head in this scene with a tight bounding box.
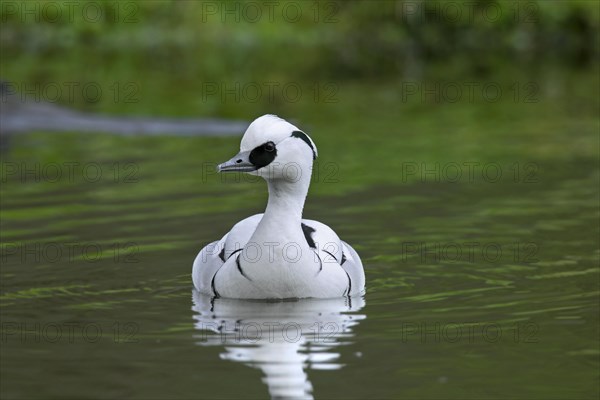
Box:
[218,115,317,182]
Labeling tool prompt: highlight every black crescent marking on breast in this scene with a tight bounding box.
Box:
[291,131,317,160]
[314,250,323,276]
[301,223,316,248]
[211,269,221,298]
[322,249,339,263]
[236,254,252,281]
[227,248,243,260]
[344,270,352,297]
[218,247,225,262]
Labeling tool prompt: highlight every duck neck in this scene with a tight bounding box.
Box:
[252,174,311,243]
[266,179,308,223]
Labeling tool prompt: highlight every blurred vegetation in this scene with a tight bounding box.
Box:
[1,0,598,117]
[0,0,598,199]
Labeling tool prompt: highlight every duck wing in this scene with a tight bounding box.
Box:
[192,214,263,295]
[301,219,365,295]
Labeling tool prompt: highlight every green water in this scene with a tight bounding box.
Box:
[1,71,599,399]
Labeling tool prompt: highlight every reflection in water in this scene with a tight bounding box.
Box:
[191,291,366,399]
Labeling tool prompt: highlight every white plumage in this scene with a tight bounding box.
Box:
[192,115,365,299]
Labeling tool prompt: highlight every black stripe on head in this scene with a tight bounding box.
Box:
[291,131,317,160]
[249,141,277,169]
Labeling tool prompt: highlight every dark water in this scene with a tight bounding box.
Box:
[1,73,599,399]
[1,146,598,399]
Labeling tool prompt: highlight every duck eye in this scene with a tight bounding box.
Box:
[264,142,275,152]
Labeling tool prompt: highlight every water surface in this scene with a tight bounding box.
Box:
[1,76,599,399]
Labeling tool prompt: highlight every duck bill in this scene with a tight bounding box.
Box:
[217,151,256,172]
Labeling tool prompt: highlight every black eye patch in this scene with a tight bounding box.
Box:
[249,141,277,169]
[291,131,317,160]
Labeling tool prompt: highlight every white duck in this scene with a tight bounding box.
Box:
[192,115,365,299]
